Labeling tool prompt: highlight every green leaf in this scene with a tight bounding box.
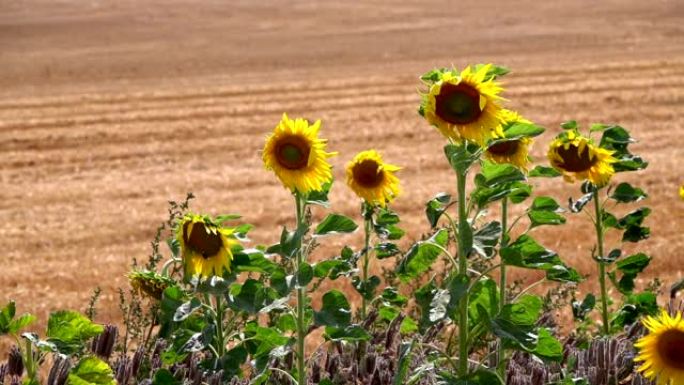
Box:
[67,356,116,385]
[0,301,16,335]
[560,120,577,130]
[572,294,596,321]
[324,325,371,341]
[611,292,658,329]
[610,253,652,294]
[415,279,438,333]
[528,196,566,228]
[532,328,563,362]
[269,224,306,259]
[314,290,351,328]
[47,311,104,355]
[501,235,581,282]
[393,342,414,385]
[599,126,648,172]
[425,193,451,228]
[9,314,36,334]
[444,143,482,174]
[315,214,358,236]
[502,122,545,138]
[244,322,291,358]
[472,221,501,258]
[396,229,449,281]
[469,279,499,327]
[437,368,503,385]
[228,279,276,314]
[472,181,531,208]
[296,262,314,288]
[218,346,248,378]
[353,275,381,301]
[569,192,593,213]
[306,181,333,207]
[232,249,278,274]
[151,369,180,385]
[475,160,526,188]
[528,166,561,178]
[375,242,401,259]
[610,183,647,203]
[500,295,543,326]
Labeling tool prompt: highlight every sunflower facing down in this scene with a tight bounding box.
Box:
[635,310,684,385]
[346,150,401,207]
[128,270,174,300]
[263,114,336,195]
[421,64,505,145]
[485,110,534,171]
[176,214,238,280]
[547,130,617,187]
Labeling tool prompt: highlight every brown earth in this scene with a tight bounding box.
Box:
[1,0,683,354]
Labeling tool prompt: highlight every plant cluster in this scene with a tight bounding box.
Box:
[2,64,683,385]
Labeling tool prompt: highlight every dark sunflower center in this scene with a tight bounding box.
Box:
[556,143,596,172]
[184,222,222,259]
[275,136,310,170]
[353,159,384,188]
[657,329,684,370]
[487,140,520,156]
[434,82,483,125]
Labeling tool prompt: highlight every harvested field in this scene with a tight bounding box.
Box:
[1,0,683,350]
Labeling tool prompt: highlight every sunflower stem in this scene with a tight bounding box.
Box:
[593,188,610,335]
[456,168,470,378]
[361,216,372,320]
[214,294,225,361]
[497,197,508,377]
[294,193,307,385]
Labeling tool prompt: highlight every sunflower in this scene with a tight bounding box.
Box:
[128,270,174,300]
[263,113,336,195]
[346,150,401,207]
[176,214,238,279]
[485,110,533,171]
[679,185,684,200]
[635,310,684,385]
[547,130,617,187]
[421,64,505,145]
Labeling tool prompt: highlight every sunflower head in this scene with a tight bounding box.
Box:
[547,129,617,187]
[679,185,684,200]
[128,270,174,300]
[635,310,684,384]
[263,114,337,195]
[176,214,239,280]
[484,110,537,171]
[345,150,401,207]
[420,64,506,146]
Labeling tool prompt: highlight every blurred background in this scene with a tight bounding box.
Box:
[1,0,682,344]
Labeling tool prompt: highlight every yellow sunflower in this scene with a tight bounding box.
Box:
[176,214,238,279]
[635,310,684,385]
[485,110,533,171]
[421,64,505,145]
[679,185,684,200]
[547,130,617,187]
[346,150,401,207]
[263,113,336,195]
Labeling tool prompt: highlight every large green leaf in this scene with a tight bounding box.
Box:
[475,160,526,188]
[315,214,358,236]
[468,278,499,327]
[244,322,291,358]
[396,229,449,281]
[500,235,580,282]
[425,193,451,228]
[67,356,116,385]
[472,181,532,208]
[599,126,648,172]
[324,325,371,341]
[472,221,501,258]
[609,253,651,294]
[444,143,482,173]
[528,196,566,228]
[47,311,104,354]
[528,165,561,178]
[610,182,647,203]
[314,290,351,328]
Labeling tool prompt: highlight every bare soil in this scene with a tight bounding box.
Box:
[1,0,683,351]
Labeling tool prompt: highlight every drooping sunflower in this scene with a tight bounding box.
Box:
[176,214,238,280]
[547,129,617,187]
[421,64,505,145]
[635,310,684,385]
[128,270,174,300]
[485,110,534,171]
[263,113,336,195]
[346,150,401,207]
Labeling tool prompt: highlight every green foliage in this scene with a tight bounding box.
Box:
[314,213,358,236]
[67,356,116,385]
[0,301,36,336]
[46,311,104,355]
[397,229,449,281]
[501,235,580,282]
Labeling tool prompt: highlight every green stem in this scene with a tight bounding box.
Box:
[593,188,610,335]
[295,194,307,385]
[456,169,469,377]
[24,338,35,382]
[361,216,372,319]
[497,198,508,377]
[214,295,225,359]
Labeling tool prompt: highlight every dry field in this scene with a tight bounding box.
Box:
[1,0,683,351]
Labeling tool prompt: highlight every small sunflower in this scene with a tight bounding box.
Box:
[547,130,617,187]
[346,150,401,207]
[263,113,336,195]
[485,110,533,171]
[176,214,238,280]
[635,310,684,385]
[128,270,174,300]
[679,185,684,200]
[421,64,505,145]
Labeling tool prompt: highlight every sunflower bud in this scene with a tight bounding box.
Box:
[128,270,174,300]
[7,346,23,377]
